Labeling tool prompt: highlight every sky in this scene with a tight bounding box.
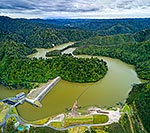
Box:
[0,0,150,19]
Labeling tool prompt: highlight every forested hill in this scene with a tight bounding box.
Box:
[74,28,150,47]
[73,28,150,80]
[0,16,95,48]
[74,40,150,80]
[29,18,150,35]
[133,29,150,42]
[1,16,150,48]
[127,82,150,132]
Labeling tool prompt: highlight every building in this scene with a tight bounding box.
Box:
[15,92,25,99]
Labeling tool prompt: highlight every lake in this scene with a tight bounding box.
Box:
[0,43,141,121]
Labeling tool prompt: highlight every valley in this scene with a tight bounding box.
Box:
[0,16,149,133]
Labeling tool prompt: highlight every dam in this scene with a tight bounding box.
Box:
[25,77,61,107]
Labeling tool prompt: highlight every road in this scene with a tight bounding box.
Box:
[0,98,26,133]
[29,108,121,132]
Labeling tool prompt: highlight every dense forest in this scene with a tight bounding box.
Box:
[0,40,35,59]
[0,41,107,89]
[74,39,150,80]
[72,26,150,132]
[74,34,135,47]
[127,82,150,132]
[74,28,150,47]
[0,16,95,48]
[29,18,150,35]
[1,17,150,49]
[0,16,150,133]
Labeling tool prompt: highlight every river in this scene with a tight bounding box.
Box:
[28,42,75,59]
[0,42,141,121]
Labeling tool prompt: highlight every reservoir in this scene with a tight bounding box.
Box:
[0,85,28,100]
[0,43,141,121]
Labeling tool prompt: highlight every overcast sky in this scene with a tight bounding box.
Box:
[0,0,150,19]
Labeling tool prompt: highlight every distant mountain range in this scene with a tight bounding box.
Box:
[29,18,150,35]
[1,16,150,49]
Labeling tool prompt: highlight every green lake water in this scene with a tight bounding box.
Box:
[0,85,28,100]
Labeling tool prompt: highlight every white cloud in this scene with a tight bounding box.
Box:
[0,0,150,18]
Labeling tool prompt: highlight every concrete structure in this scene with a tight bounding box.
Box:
[15,92,25,99]
[70,100,79,117]
[25,77,61,107]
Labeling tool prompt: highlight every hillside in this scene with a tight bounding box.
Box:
[73,25,150,132]
[74,34,135,47]
[0,16,95,48]
[0,16,150,133]
[133,29,150,42]
[127,82,150,132]
[29,18,150,35]
[74,40,150,80]
[74,28,150,47]
[0,40,108,89]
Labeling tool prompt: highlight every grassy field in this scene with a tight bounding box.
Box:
[31,117,50,125]
[50,122,64,128]
[0,102,3,112]
[8,106,18,115]
[122,104,132,115]
[0,103,8,123]
[68,126,88,133]
[64,114,109,128]
[93,114,109,124]
[64,115,93,127]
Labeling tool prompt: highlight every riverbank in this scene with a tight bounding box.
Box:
[0,42,141,122]
[0,42,141,121]
[28,42,75,59]
[17,106,122,132]
[13,54,140,121]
